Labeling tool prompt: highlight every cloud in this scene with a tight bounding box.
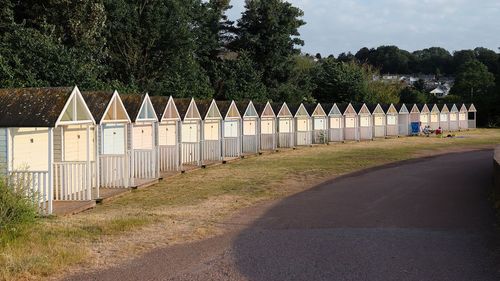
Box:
[227,0,500,55]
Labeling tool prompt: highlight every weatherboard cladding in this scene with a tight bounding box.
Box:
[81,91,114,124]
[0,87,73,127]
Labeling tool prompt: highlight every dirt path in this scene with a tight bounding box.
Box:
[64,150,500,281]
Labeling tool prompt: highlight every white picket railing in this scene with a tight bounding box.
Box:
[130,149,156,179]
[260,134,275,151]
[181,142,200,166]
[53,162,93,201]
[278,132,294,148]
[159,145,179,171]
[100,155,128,188]
[329,128,343,142]
[242,135,259,154]
[224,138,240,158]
[296,131,312,146]
[202,140,221,163]
[8,170,51,214]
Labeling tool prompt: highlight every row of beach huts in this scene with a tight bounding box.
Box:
[0,86,477,214]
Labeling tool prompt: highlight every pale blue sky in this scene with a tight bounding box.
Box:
[227,0,500,56]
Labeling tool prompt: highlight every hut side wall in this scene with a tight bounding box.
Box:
[0,128,7,176]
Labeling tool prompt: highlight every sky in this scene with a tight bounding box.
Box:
[226,0,500,56]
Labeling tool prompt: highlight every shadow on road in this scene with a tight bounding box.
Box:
[231,150,500,281]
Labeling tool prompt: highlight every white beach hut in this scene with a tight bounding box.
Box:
[448,104,459,131]
[82,90,131,192]
[151,96,181,173]
[121,94,159,186]
[199,100,223,165]
[293,103,313,146]
[237,101,259,155]
[468,104,477,129]
[217,100,242,160]
[327,103,344,142]
[357,104,373,140]
[438,104,450,131]
[0,86,96,214]
[396,104,410,136]
[429,104,440,130]
[176,98,202,167]
[275,102,295,148]
[384,104,399,137]
[370,104,386,138]
[459,104,469,130]
[309,103,328,144]
[343,103,359,141]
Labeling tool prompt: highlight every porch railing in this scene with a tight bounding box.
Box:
[8,170,51,214]
[223,138,240,158]
[159,145,179,172]
[130,149,156,179]
[242,135,258,154]
[53,162,94,201]
[329,128,343,142]
[278,132,294,148]
[202,140,221,163]
[181,142,200,166]
[296,131,312,146]
[100,155,128,188]
[260,134,275,151]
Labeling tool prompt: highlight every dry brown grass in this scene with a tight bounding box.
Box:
[1,129,499,281]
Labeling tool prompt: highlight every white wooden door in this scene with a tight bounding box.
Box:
[102,124,125,154]
[330,117,342,129]
[261,120,274,134]
[279,120,291,133]
[204,122,219,140]
[181,123,198,143]
[159,124,177,146]
[133,124,153,149]
[224,121,238,138]
[243,120,256,136]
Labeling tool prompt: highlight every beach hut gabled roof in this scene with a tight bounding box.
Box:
[448,104,458,113]
[216,100,241,119]
[343,103,357,116]
[385,104,398,114]
[438,104,449,113]
[430,104,440,113]
[468,104,477,112]
[410,104,420,114]
[417,104,430,113]
[83,90,130,124]
[357,104,371,115]
[150,96,180,121]
[239,101,258,118]
[0,86,94,128]
[459,104,468,112]
[311,103,327,117]
[395,104,409,114]
[255,102,276,118]
[176,98,201,120]
[199,99,222,120]
[122,93,157,122]
[328,103,342,116]
[276,102,293,117]
[370,104,385,115]
[294,103,310,118]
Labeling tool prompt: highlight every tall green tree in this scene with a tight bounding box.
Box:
[232,0,305,101]
[451,60,495,101]
[103,0,213,97]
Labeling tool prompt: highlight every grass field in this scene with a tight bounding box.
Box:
[1,129,499,281]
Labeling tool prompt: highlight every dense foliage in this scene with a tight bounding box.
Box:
[0,0,499,125]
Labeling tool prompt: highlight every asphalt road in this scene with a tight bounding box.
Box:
[66,150,500,281]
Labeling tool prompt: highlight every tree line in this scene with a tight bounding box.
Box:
[0,0,499,125]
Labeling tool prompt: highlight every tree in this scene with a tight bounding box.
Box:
[365,81,401,104]
[474,47,498,74]
[337,52,354,63]
[411,47,452,75]
[451,60,495,101]
[452,50,476,72]
[211,52,267,101]
[232,0,305,101]
[103,0,213,97]
[312,58,368,103]
[399,87,429,104]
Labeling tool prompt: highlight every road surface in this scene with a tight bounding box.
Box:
[66,150,500,281]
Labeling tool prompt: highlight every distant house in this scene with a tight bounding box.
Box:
[430,85,450,99]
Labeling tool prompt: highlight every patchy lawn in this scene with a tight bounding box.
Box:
[1,129,499,281]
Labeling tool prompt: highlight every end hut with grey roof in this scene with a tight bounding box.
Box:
[0,86,96,215]
[468,103,477,129]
